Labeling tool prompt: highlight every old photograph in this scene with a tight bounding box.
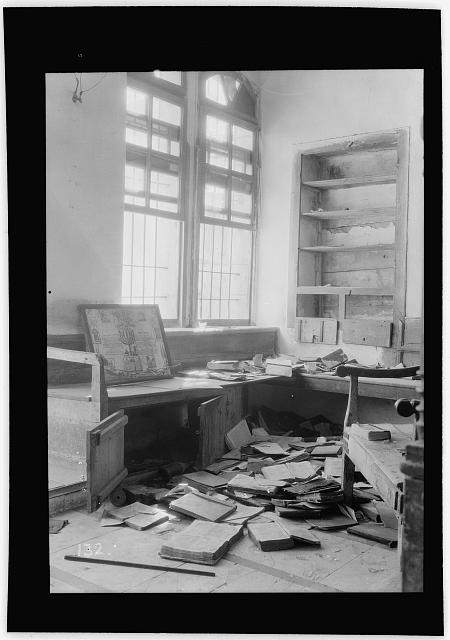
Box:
[4,4,442,635]
[46,67,424,594]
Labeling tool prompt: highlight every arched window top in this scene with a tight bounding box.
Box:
[202,72,257,120]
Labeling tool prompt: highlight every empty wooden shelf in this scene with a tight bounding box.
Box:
[291,128,410,354]
[300,243,395,253]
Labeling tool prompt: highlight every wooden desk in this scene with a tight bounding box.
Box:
[257,372,418,401]
[47,344,418,471]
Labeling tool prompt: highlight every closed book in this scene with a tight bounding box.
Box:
[225,420,253,449]
[351,423,391,441]
[247,521,294,551]
[160,520,244,565]
[207,360,240,371]
[182,471,228,491]
[347,523,398,547]
[169,492,237,522]
[276,518,321,545]
[124,512,169,531]
[275,506,323,519]
[262,461,317,482]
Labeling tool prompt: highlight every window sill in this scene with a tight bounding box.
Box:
[165,325,279,337]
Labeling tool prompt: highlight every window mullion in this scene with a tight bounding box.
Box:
[182,72,200,327]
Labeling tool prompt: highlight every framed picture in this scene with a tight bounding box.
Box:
[79,304,173,385]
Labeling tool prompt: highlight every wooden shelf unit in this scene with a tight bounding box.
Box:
[293,128,410,352]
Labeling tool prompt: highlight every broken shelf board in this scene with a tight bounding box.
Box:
[300,206,396,221]
[302,175,397,189]
[299,244,395,253]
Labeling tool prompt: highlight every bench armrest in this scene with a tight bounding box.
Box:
[335,364,419,379]
[47,346,102,366]
[47,346,108,420]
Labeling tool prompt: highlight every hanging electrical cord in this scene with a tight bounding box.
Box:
[72,72,108,103]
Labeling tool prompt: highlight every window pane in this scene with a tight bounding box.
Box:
[205,183,227,220]
[123,211,133,264]
[122,213,181,319]
[205,74,240,105]
[122,265,132,299]
[232,125,253,150]
[206,115,229,144]
[151,121,180,157]
[125,163,145,194]
[131,266,144,298]
[149,199,178,213]
[150,171,179,199]
[154,70,182,85]
[131,213,145,265]
[198,224,252,321]
[126,127,148,148]
[231,177,252,223]
[125,195,146,207]
[205,74,228,105]
[153,97,181,126]
[232,147,253,175]
[127,87,147,115]
[206,143,229,169]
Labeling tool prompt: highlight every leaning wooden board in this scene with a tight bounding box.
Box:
[86,410,128,512]
[348,432,408,512]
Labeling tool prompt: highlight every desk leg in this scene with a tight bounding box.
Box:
[342,452,355,505]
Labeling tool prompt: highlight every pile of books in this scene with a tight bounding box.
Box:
[160,520,244,565]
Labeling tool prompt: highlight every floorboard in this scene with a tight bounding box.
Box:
[49,506,402,593]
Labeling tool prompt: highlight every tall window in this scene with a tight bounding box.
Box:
[122,71,258,327]
[122,73,185,324]
[198,73,258,324]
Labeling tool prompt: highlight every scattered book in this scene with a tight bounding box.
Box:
[247,521,294,551]
[228,474,287,496]
[225,419,253,449]
[351,423,391,441]
[207,360,240,371]
[306,513,359,531]
[182,471,228,492]
[265,357,293,377]
[205,459,239,474]
[125,512,169,531]
[262,460,317,482]
[222,504,265,525]
[324,457,342,478]
[106,502,158,522]
[374,501,399,530]
[276,518,321,546]
[160,520,244,565]
[309,444,342,457]
[220,448,242,460]
[251,442,288,456]
[275,506,323,519]
[169,492,237,522]
[347,522,398,547]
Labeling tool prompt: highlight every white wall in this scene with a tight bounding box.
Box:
[254,69,423,362]
[46,72,126,334]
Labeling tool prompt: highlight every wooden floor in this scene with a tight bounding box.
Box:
[50,505,402,593]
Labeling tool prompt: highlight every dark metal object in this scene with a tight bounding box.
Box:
[64,554,216,577]
[395,398,420,419]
